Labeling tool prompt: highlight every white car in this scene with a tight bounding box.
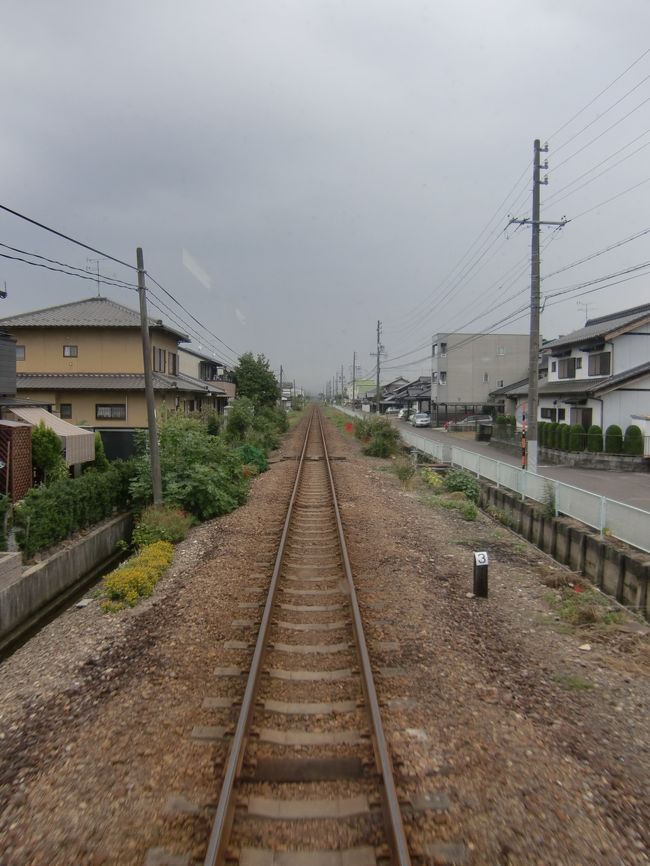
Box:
[410,413,431,428]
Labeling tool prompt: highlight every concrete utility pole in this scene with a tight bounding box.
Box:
[136,247,163,505]
[340,364,344,402]
[371,320,384,414]
[352,350,356,405]
[509,140,567,473]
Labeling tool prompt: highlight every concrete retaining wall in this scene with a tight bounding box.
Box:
[539,448,648,472]
[0,512,133,644]
[481,485,650,620]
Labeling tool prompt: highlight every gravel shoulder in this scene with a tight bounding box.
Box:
[0,411,648,866]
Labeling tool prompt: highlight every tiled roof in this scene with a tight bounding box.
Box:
[544,303,650,351]
[0,297,189,340]
[16,372,209,393]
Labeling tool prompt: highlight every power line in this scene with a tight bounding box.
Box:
[549,47,650,141]
[570,175,650,221]
[0,250,139,292]
[0,203,137,272]
[542,225,650,280]
[0,242,139,290]
[145,272,241,361]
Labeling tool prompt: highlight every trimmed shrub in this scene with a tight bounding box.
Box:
[443,468,480,503]
[14,461,137,559]
[547,422,559,449]
[132,505,193,547]
[624,424,644,456]
[569,424,585,452]
[586,424,603,453]
[605,424,623,454]
[102,540,174,610]
[558,423,570,451]
[538,421,547,447]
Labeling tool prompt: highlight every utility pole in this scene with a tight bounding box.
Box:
[509,140,567,473]
[340,364,344,403]
[279,364,283,408]
[352,350,356,405]
[370,320,384,414]
[136,247,163,505]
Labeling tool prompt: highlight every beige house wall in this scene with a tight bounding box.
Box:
[14,327,179,375]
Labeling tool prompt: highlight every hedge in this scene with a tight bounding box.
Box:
[605,424,623,454]
[569,424,584,452]
[624,424,644,456]
[14,461,136,559]
[586,424,603,453]
[558,423,570,451]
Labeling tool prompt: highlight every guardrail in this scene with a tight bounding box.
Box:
[334,405,650,554]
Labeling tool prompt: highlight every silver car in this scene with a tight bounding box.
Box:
[410,412,431,427]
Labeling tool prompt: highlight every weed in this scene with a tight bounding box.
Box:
[553,673,594,690]
[443,468,480,503]
[549,582,623,627]
[486,505,515,529]
[421,467,444,489]
[393,457,416,488]
[132,505,193,547]
[422,494,477,521]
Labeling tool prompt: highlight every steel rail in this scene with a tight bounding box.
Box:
[317,410,413,866]
[203,411,314,866]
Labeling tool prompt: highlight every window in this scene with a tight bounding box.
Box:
[431,372,438,384]
[63,345,78,357]
[482,372,489,383]
[496,345,505,356]
[541,407,557,421]
[59,403,72,419]
[96,404,126,420]
[168,352,178,376]
[575,357,582,369]
[440,342,447,357]
[558,357,579,379]
[16,345,25,360]
[588,352,611,376]
[497,379,504,388]
[551,361,556,372]
[439,371,447,384]
[152,347,166,373]
[558,408,566,421]
[432,343,438,357]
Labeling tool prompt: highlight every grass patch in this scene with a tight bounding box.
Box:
[547,583,623,627]
[132,505,193,547]
[421,493,478,521]
[553,672,595,690]
[485,505,516,529]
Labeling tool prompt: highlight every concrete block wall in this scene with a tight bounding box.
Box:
[481,485,650,620]
[0,512,132,646]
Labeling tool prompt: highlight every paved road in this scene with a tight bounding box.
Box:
[392,420,650,512]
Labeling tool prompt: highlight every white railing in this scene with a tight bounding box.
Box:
[333,405,650,553]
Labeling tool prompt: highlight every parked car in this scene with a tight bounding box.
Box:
[397,408,410,420]
[384,406,400,415]
[410,412,431,428]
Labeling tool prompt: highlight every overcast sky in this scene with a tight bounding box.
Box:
[2,1,650,393]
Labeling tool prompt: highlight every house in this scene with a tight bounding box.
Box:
[495,303,650,434]
[383,376,431,414]
[178,346,236,413]
[0,297,227,458]
[431,331,529,424]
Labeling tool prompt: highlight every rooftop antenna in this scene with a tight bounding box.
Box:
[0,281,6,299]
[86,258,108,297]
[577,300,594,324]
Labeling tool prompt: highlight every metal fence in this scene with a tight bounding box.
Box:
[334,405,650,553]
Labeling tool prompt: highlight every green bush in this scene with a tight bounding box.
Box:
[558,423,570,451]
[92,431,110,471]
[443,468,480,503]
[569,424,585,452]
[586,424,603,453]
[0,494,9,551]
[624,424,644,456]
[538,421,547,447]
[14,461,137,559]
[547,422,559,449]
[132,505,193,547]
[31,421,67,485]
[225,397,255,444]
[234,443,268,474]
[605,424,623,454]
[393,457,415,487]
[129,413,250,521]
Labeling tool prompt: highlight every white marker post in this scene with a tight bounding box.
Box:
[473,551,489,597]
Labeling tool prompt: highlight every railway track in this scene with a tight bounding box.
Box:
[203,407,412,866]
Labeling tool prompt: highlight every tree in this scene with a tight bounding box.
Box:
[31,421,67,485]
[234,352,279,408]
